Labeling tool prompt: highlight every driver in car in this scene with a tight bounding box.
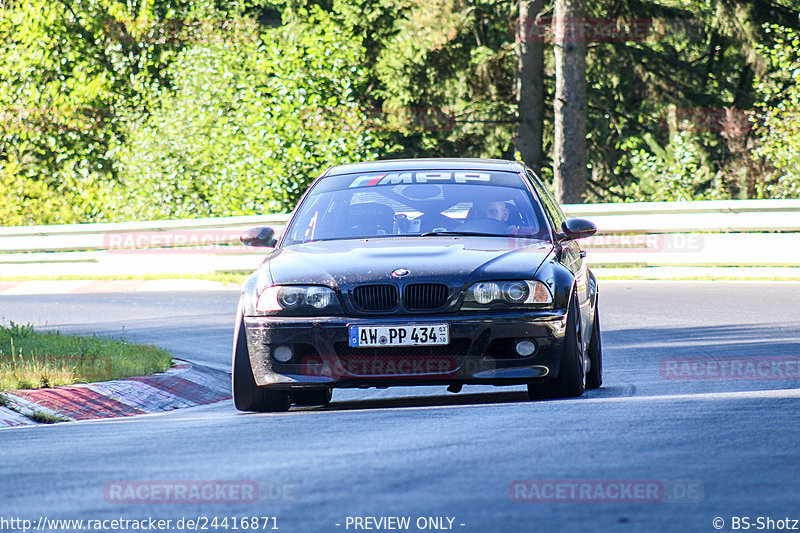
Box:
[479,200,510,224]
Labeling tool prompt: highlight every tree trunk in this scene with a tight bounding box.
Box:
[515,0,545,175]
[553,0,587,203]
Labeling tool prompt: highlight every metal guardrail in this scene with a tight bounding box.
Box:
[566,199,800,215]
[0,214,290,253]
[0,200,799,275]
[569,199,800,234]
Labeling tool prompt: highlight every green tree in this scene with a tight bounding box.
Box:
[752,24,800,198]
[0,0,200,224]
[515,0,545,175]
[111,8,380,219]
[585,0,800,201]
[283,0,519,160]
[553,0,587,203]
[625,107,726,201]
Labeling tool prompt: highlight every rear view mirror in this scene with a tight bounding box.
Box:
[241,226,277,247]
[559,218,597,241]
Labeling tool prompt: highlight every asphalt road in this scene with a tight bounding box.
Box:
[1,281,800,533]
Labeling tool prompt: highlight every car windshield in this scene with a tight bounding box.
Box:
[283,169,551,245]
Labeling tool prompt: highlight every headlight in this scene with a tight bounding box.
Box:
[256,285,338,313]
[472,282,502,304]
[305,286,334,308]
[463,280,552,309]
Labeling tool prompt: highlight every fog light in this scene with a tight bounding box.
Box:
[273,345,294,363]
[515,339,537,357]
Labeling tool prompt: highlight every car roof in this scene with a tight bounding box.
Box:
[323,158,526,176]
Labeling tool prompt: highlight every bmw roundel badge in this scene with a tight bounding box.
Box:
[391,268,411,278]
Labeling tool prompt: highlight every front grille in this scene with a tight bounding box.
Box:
[352,284,398,311]
[403,283,449,310]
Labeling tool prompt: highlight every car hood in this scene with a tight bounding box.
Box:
[262,237,554,288]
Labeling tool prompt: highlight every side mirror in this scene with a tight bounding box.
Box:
[241,226,277,247]
[559,218,597,241]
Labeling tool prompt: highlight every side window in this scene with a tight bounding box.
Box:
[526,170,566,231]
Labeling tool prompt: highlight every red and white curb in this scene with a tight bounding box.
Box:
[0,279,238,295]
[0,360,231,428]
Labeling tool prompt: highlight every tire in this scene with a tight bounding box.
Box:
[232,317,290,412]
[527,295,586,400]
[585,299,603,390]
[291,389,332,407]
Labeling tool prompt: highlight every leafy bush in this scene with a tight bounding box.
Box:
[623,108,727,201]
[110,9,379,219]
[0,0,191,225]
[753,25,800,198]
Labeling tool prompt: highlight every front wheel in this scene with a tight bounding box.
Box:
[232,317,290,412]
[585,299,602,390]
[527,295,586,400]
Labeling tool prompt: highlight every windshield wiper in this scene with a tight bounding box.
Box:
[420,231,509,237]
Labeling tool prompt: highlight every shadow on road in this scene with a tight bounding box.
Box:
[318,390,531,411]
[306,383,630,412]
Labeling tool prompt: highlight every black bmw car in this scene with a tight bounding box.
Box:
[233,158,601,411]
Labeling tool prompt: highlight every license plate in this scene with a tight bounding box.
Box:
[348,324,450,347]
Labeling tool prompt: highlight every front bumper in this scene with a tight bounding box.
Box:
[243,311,569,390]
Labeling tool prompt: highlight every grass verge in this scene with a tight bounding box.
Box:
[28,410,67,424]
[0,321,172,391]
